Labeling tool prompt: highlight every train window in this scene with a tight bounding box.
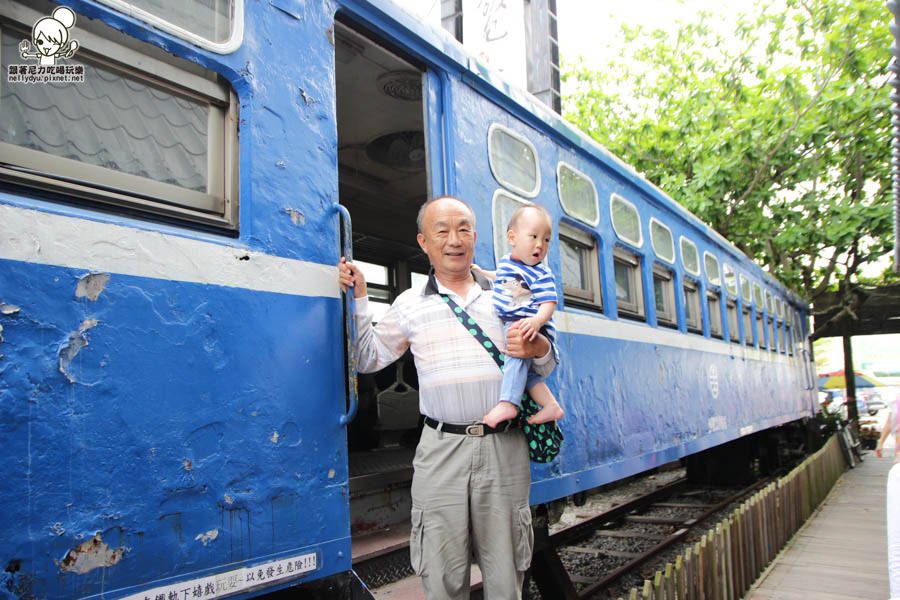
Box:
[723,264,738,296]
[356,260,392,322]
[557,163,598,225]
[0,6,239,229]
[683,279,702,333]
[703,252,721,286]
[614,247,644,320]
[756,313,764,348]
[765,291,775,315]
[488,124,540,198]
[753,283,764,307]
[680,237,700,276]
[491,190,530,264]
[652,264,676,327]
[97,0,244,52]
[610,194,643,247]
[741,274,752,304]
[786,325,794,356]
[776,297,784,318]
[559,223,602,311]
[707,290,723,339]
[743,307,754,346]
[726,299,740,343]
[780,324,788,354]
[650,218,675,264]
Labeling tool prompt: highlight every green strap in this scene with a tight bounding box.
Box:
[439,294,505,371]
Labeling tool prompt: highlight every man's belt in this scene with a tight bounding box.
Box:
[424,416,516,437]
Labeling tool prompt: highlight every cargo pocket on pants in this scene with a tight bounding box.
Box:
[409,507,426,575]
[513,506,534,572]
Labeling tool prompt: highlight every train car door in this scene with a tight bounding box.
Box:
[332,16,442,558]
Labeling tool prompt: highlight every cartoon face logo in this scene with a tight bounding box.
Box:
[498,275,532,308]
[19,6,79,66]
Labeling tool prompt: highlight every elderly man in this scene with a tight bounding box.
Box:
[338,196,556,600]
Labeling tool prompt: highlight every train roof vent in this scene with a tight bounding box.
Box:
[366,131,426,171]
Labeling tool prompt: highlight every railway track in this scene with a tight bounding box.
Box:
[530,476,775,599]
[344,471,773,599]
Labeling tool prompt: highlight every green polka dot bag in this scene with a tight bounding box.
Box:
[440,293,564,463]
[518,394,564,463]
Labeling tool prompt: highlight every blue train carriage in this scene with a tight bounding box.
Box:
[0,0,817,597]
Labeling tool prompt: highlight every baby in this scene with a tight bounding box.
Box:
[477,204,564,427]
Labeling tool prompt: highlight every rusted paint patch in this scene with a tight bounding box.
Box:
[285,208,305,225]
[58,319,99,383]
[75,273,110,301]
[57,533,126,574]
[194,529,219,546]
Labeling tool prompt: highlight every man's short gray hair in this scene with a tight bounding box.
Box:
[416,196,477,232]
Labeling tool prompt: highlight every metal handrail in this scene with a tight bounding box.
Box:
[335,203,358,425]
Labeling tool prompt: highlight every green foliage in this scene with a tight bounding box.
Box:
[562,0,893,301]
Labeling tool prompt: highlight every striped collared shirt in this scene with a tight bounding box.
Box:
[354,270,556,424]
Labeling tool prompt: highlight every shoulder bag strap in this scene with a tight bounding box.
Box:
[439,294,504,371]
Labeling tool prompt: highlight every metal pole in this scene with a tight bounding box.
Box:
[841,334,858,422]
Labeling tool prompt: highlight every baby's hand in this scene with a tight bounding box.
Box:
[518,317,539,341]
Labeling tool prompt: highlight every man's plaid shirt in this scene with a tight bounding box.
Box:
[354,270,556,424]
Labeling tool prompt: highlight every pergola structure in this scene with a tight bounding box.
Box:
[812,283,900,419]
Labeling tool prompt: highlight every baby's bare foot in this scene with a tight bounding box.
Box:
[482,401,519,428]
[527,401,564,425]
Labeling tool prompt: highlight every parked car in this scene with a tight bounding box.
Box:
[861,390,886,415]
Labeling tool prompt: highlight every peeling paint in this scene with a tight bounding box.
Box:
[0,303,20,315]
[57,533,126,574]
[58,319,99,383]
[224,494,234,505]
[285,208,305,225]
[299,88,316,105]
[327,468,335,479]
[182,459,192,471]
[194,529,219,546]
[0,323,3,344]
[75,273,110,301]
[51,522,65,536]
[59,319,99,383]
[270,431,279,444]
[275,160,286,169]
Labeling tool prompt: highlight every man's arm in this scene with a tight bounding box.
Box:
[339,257,409,373]
[506,325,557,377]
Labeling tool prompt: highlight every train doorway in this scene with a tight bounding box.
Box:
[333,18,434,541]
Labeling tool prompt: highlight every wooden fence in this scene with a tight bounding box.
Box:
[616,435,846,600]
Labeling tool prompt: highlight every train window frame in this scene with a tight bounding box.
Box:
[786,325,794,356]
[556,162,599,226]
[703,251,721,287]
[707,289,723,339]
[740,274,753,304]
[726,298,740,343]
[780,323,788,354]
[558,222,602,311]
[96,0,245,53]
[765,290,775,315]
[610,193,643,247]
[753,283,764,307]
[490,189,531,265]
[768,317,777,352]
[775,297,784,318]
[613,247,644,320]
[680,236,701,276]
[652,264,677,327]
[0,6,239,230]
[742,306,754,346]
[488,123,540,199]
[650,218,675,264]
[756,313,764,348]
[683,278,703,334]
[723,263,738,296]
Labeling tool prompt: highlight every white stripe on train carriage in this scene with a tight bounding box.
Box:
[0,203,340,298]
[556,310,800,365]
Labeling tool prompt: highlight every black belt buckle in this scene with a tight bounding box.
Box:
[465,423,485,437]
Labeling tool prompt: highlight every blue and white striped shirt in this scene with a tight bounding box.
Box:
[493,255,558,339]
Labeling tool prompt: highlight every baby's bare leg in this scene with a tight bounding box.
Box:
[482,401,520,428]
[526,382,564,424]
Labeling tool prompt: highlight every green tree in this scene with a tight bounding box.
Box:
[563,0,894,302]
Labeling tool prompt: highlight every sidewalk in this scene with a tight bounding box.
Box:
[747,448,893,599]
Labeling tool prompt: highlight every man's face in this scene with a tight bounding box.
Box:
[416,198,476,280]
